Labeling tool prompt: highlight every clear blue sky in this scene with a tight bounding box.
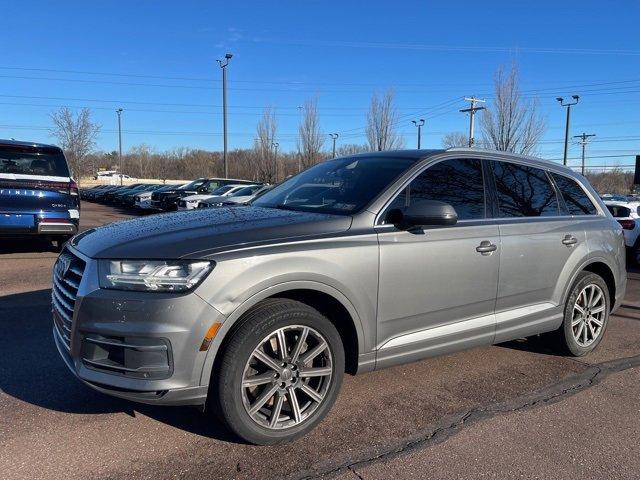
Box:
[0,0,638,170]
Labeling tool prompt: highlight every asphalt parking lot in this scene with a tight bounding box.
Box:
[2,202,640,480]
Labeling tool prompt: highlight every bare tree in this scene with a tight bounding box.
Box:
[255,107,278,183]
[50,107,101,180]
[337,143,370,156]
[481,65,546,155]
[441,132,469,148]
[366,89,404,151]
[298,97,325,168]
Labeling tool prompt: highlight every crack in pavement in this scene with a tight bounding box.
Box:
[293,353,640,480]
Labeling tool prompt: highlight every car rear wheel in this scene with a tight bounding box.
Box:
[551,271,610,356]
[212,298,344,445]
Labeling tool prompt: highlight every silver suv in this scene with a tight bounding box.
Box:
[53,149,626,444]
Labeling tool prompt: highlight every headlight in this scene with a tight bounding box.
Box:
[98,260,213,292]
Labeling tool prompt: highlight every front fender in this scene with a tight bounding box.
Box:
[197,280,366,386]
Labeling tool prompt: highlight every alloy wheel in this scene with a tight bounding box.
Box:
[240,325,333,430]
[572,284,606,347]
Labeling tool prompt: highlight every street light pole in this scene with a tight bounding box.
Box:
[411,119,425,149]
[329,133,338,158]
[557,95,580,166]
[217,53,233,178]
[297,105,303,172]
[116,108,123,186]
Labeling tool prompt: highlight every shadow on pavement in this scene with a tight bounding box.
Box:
[0,237,58,254]
[0,288,237,442]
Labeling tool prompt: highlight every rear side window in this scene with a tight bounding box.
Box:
[490,161,559,217]
[550,173,597,215]
[606,205,631,218]
[0,145,69,177]
[387,158,486,220]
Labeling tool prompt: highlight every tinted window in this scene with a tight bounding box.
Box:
[386,159,485,220]
[605,205,631,218]
[253,156,417,215]
[0,146,69,177]
[551,173,597,215]
[490,162,559,217]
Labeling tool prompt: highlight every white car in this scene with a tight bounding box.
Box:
[177,184,259,210]
[198,184,270,208]
[134,190,157,210]
[604,200,640,263]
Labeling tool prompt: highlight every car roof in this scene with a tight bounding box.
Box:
[0,138,63,151]
[335,148,574,175]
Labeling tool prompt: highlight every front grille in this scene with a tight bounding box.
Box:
[52,249,86,350]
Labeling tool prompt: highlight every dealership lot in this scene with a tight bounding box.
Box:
[1,202,640,480]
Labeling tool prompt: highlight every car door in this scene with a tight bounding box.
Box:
[375,158,500,368]
[488,160,589,342]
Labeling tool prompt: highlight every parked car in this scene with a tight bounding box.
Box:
[102,184,145,204]
[604,201,640,264]
[111,184,160,206]
[80,184,107,200]
[54,148,625,445]
[119,184,165,208]
[135,184,185,211]
[177,184,259,210]
[87,185,121,202]
[151,177,257,211]
[0,139,79,249]
[198,184,272,208]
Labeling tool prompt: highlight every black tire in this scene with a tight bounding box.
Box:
[550,271,610,356]
[212,298,345,445]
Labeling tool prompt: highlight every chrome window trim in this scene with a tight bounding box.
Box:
[373,152,605,227]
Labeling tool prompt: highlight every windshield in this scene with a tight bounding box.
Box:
[233,185,261,196]
[253,156,417,215]
[211,185,235,195]
[0,145,70,177]
[179,179,206,190]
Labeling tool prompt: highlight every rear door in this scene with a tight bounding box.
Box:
[488,160,588,342]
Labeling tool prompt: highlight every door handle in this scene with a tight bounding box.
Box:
[476,240,497,255]
[562,235,578,246]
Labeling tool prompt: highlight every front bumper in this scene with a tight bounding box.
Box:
[53,246,225,406]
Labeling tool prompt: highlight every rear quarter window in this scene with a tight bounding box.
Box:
[550,173,597,215]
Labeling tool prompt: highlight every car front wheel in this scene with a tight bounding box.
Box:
[212,298,344,445]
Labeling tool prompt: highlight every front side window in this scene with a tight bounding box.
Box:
[491,161,559,217]
[385,158,486,221]
[550,173,597,215]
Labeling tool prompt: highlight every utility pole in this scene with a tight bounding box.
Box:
[217,53,233,178]
[411,119,425,149]
[573,132,595,176]
[297,105,303,172]
[557,95,579,166]
[329,133,339,158]
[116,108,123,186]
[460,97,485,147]
[272,142,279,181]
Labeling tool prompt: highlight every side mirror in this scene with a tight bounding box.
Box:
[390,200,458,229]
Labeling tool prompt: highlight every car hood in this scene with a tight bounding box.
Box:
[71,206,353,259]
